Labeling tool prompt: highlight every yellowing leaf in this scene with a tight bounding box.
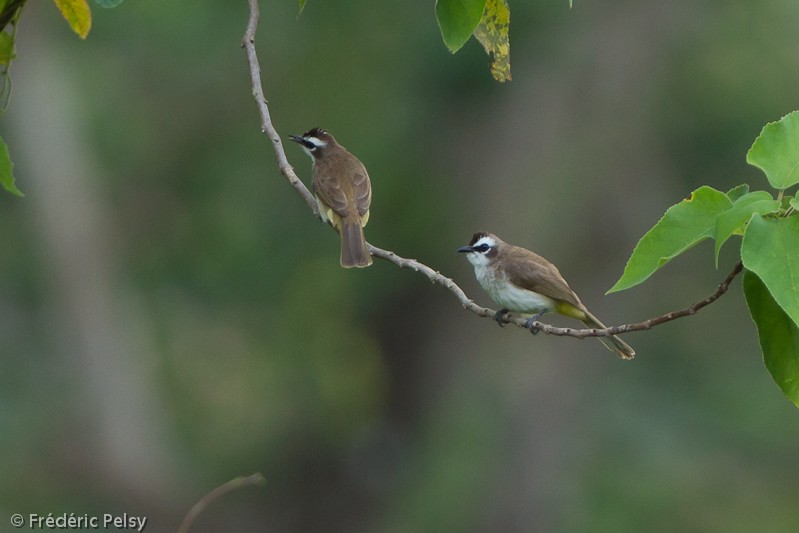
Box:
[0,32,14,65]
[473,0,511,82]
[53,0,92,39]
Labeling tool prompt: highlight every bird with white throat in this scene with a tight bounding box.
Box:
[289,127,373,268]
[458,231,635,359]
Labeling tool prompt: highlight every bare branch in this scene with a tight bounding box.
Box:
[522,261,744,338]
[242,0,741,348]
[367,243,497,319]
[242,0,318,216]
[177,472,265,533]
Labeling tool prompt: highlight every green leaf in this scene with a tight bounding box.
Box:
[53,0,92,39]
[473,0,511,82]
[435,0,486,53]
[742,214,799,327]
[725,183,749,202]
[713,191,780,267]
[298,0,306,16]
[0,136,22,196]
[791,197,799,212]
[746,110,799,190]
[93,0,124,7]
[743,270,799,409]
[0,31,14,65]
[608,186,732,293]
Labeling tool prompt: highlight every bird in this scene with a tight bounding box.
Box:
[289,127,372,268]
[458,231,635,359]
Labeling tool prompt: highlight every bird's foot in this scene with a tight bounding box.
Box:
[525,312,544,335]
[493,308,510,327]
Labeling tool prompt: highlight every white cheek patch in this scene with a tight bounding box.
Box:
[306,136,327,149]
[474,237,497,248]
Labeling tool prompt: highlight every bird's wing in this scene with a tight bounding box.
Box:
[313,152,371,220]
[351,163,371,218]
[313,170,350,217]
[503,246,584,308]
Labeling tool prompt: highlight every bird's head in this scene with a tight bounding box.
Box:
[289,127,336,159]
[457,232,500,266]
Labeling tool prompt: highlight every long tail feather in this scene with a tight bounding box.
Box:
[340,219,372,268]
[581,310,635,360]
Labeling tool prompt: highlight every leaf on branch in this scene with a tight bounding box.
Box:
[741,214,799,327]
[743,270,799,409]
[713,191,779,267]
[473,0,511,82]
[435,0,486,53]
[0,135,22,196]
[608,186,732,293]
[791,197,799,212]
[726,183,750,202]
[93,0,124,8]
[53,0,92,39]
[746,110,799,190]
[0,31,14,65]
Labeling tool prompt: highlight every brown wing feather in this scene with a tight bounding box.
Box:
[501,245,584,308]
[351,163,371,217]
[313,173,349,215]
[313,149,371,220]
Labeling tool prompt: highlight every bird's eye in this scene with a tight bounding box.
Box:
[475,244,490,253]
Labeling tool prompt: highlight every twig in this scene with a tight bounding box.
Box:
[523,261,743,338]
[241,0,318,216]
[177,473,265,533]
[241,0,740,346]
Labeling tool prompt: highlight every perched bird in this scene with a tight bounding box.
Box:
[289,127,372,268]
[458,231,635,359]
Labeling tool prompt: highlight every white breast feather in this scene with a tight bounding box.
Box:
[472,262,555,315]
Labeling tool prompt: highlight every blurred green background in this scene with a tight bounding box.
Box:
[1,0,798,531]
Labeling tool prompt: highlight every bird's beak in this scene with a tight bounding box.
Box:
[457,245,474,253]
[289,134,314,148]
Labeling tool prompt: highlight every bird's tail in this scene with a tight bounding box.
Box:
[581,310,635,360]
[339,217,372,268]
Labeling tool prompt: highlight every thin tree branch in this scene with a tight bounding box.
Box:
[523,261,744,338]
[241,0,741,346]
[241,0,318,216]
[177,473,266,533]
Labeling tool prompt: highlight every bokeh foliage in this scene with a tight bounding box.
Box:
[1,1,799,532]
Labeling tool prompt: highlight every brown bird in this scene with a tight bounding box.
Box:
[458,231,635,359]
[290,128,372,268]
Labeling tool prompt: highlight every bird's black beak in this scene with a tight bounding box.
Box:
[289,134,313,149]
[457,245,474,253]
